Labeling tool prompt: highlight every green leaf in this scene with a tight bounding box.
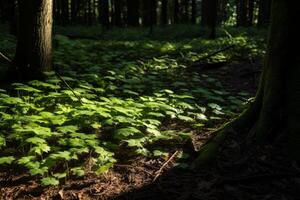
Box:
[25,137,46,144]
[41,177,59,186]
[14,84,42,93]
[0,156,15,165]
[30,167,48,176]
[208,103,222,110]
[114,127,142,139]
[57,125,79,134]
[177,115,194,122]
[95,163,113,175]
[0,136,6,148]
[125,138,146,148]
[53,172,67,179]
[18,156,35,165]
[30,143,51,155]
[71,167,85,177]
[146,128,161,136]
[49,151,71,161]
[153,150,168,157]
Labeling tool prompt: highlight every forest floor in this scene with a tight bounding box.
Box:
[0,25,299,200]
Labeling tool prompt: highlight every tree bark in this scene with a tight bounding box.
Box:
[161,0,168,25]
[201,0,218,39]
[61,0,69,25]
[181,0,190,23]
[100,0,110,29]
[191,0,196,24]
[142,0,151,26]
[236,0,254,27]
[126,0,140,26]
[258,0,271,27]
[174,0,179,24]
[113,0,122,26]
[196,0,300,165]
[13,0,53,81]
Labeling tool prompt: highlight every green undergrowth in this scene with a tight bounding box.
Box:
[0,25,265,186]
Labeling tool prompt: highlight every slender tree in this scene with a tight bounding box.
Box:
[161,0,168,25]
[191,0,196,24]
[61,0,69,25]
[196,0,300,164]
[174,0,179,24]
[13,0,53,80]
[126,0,140,26]
[100,0,110,29]
[258,0,271,27]
[236,0,254,27]
[180,0,188,23]
[113,0,122,26]
[201,0,218,39]
[142,0,151,26]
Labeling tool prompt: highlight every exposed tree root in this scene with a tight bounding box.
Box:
[193,91,263,167]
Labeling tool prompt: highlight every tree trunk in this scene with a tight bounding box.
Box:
[247,0,254,26]
[258,0,271,27]
[126,0,140,26]
[181,0,190,23]
[13,0,53,81]
[191,0,196,24]
[8,0,18,35]
[100,0,110,29]
[236,0,247,26]
[236,0,254,27]
[218,0,228,24]
[113,0,122,26]
[201,0,218,39]
[161,0,168,25]
[196,0,300,165]
[151,0,157,25]
[174,0,179,24]
[250,0,300,155]
[142,0,151,26]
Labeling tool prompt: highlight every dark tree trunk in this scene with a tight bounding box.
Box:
[13,0,53,81]
[196,0,300,165]
[258,0,271,27]
[126,0,140,26]
[201,0,218,39]
[236,0,254,27]
[100,0,110,29]
[8,0,18,35]
[151,0,157,25]
[142,0,151,26]
[191,0,196,24]
[87,0,92,25]
[236,0,247,26]
[174,0,179,24]
[112,0,122,26]
[240,0,300,159]
[161,0,168,25]
[182,0,190,23]
[61,0,69,25]
[218,0,228,24]
[247,0,254,26]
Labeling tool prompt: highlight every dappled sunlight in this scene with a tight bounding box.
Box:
[0,28,256,190]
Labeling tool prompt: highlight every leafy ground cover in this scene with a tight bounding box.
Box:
[0,25,268,199]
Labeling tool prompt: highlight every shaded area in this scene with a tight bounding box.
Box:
[0,50,267,199]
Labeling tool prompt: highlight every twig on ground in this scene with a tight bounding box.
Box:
[0,51,12,63]
[195,44,236,63]
[55,71,83,104]
[153,151,180,182]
